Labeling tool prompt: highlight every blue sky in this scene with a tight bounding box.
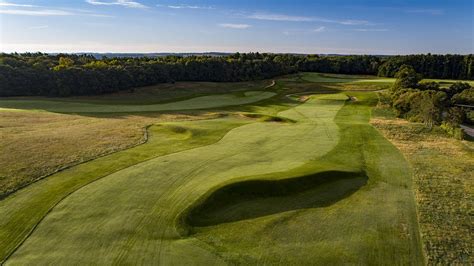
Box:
[0,0,472,54]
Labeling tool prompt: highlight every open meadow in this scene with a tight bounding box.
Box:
[0,72,472,264]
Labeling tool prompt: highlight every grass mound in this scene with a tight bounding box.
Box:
[186,170,367,227]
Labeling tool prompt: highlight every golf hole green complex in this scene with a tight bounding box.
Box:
[1,92,423,265]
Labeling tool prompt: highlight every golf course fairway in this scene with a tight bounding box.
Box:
[0,92,423,265]
[0,91,275,113]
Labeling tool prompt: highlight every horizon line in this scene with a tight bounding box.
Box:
[1,51,473,56]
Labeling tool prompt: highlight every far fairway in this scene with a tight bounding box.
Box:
[0,91,275,113]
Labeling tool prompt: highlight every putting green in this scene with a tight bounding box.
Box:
[3,93,423,265]
[0,91,275,113]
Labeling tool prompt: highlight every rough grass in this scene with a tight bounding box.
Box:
[0,109,227,198]
[0,91,275,113]
[0,110,147,197]
[1,92,423,265]
[371,115,473,265]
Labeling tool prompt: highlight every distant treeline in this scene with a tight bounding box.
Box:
[1,53,473,97]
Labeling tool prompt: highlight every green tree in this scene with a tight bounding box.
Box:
[58,57,74,67]
[445,107,465,126]
[393,65,422,89]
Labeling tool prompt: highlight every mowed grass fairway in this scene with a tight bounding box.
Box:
[301,72,395,85]
[300,72,474,88]
[0,91,275,113]
[0,78,424,265]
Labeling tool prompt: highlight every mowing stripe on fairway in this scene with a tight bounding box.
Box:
[0,91,275,113]
[182,92,423,265]
[5,94,346,265]
[1,92,424,265]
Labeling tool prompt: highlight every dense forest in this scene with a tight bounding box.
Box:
[0,53,473,97]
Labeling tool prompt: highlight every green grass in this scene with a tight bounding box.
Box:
[302,72,395,85]
[1,92,423,265]
[68,80,272,105]
[423,78,474,87]
[301,72,474,88]
[0,118,250,263]
[184,92,423,264]
[0,91,276,113]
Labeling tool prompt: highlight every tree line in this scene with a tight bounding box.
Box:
[1,52,473,97]
[385,65,473,138]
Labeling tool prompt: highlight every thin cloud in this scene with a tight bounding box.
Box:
[313,26,326,32]
[247,13,313,22]
[0,4,113,17]
[161,4,214,10]
[405,9,443,15]
[219,23,251,29]
[284,27,327,35]
[246,12,371,25]
[0,1,36,7]
[355,28,388,32]
[85,0,147,8]
[337,19,371,25]
[0,9,73,16]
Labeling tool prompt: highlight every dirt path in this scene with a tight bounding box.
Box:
[264,80,276,89]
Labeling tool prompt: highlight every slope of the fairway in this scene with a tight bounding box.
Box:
[185,92,423,265]
[5,94,346,265]
[0,91,275,113]
[0,118,251,263]
[186,170,368,226]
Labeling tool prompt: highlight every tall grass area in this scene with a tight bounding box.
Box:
[371,110,473,265]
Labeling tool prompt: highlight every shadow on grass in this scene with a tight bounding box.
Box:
[186,171,367,227]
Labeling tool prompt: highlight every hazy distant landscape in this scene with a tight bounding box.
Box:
[0,0,472,265]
